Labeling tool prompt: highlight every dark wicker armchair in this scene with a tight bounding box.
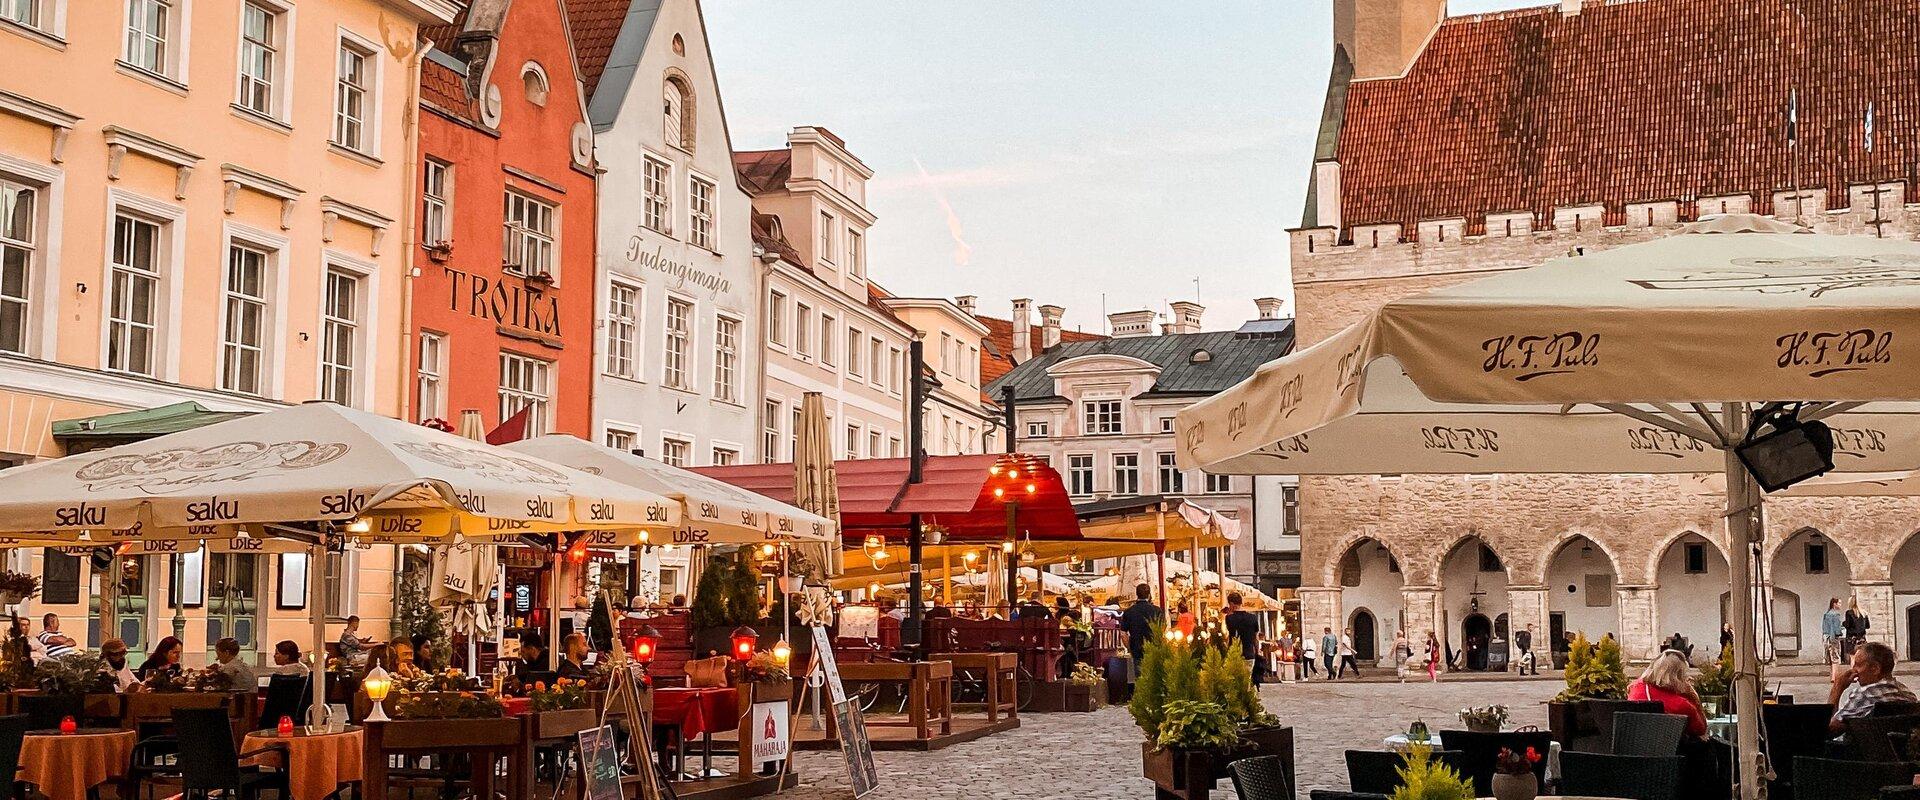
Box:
[1612,711,1687,755]
[1560,751,1682,800]
[1227,755,1292,800]
[1845,714,1920,762]
[1792,756,1920,800]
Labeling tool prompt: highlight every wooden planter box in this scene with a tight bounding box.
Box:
[532,707,599,740]
[1141,725,1292,800]
[1547,700,1598,752]
[1061,682,1104,712]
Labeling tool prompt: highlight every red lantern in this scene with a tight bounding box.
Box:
[278,716,295,736]
[58,716,76,735]
[730,626,758,663]
[566,538,588,564]
[631,624,661,664]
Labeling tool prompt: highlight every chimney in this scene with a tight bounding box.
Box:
[1254,297,1285,320]
[955,295,976,315]
[1011,298,1033,363]
[1334,0,1447,80]
[1038,304,1064,349]
[1108,310,1158,338]
[1164,301,1204,335]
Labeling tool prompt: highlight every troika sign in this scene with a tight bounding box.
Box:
[444,266,562,338]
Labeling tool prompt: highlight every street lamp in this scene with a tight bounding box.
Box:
[631,624,661,664]
[730,626,758,663]
[363,665,393,722]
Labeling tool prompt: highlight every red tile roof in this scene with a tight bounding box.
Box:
[421,57,479,124]
[1333,0,1920,236]
[733,149,793,194]
[975,313,1106,387]
[749,211,804,267]
[564,0,633,101]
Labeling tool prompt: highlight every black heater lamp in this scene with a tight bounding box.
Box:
[1734,402,1835,492]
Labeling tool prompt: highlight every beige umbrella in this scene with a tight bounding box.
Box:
[1177,215,1920,799]
[792,393,843,581]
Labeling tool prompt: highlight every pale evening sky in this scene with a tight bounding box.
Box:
[704,1,1543,335]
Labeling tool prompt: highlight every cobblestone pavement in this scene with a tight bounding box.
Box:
[773,672,1843,799]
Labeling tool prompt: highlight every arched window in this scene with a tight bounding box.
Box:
[521,62,549,107]
[663,75,694,151]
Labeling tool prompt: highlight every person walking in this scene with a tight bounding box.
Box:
[1338,628,1362,678]
[1823,597,1845,665]
[1844,596,1872,659]
[1319,627,1339,680]
[1425,631,1442,683]
[1393,630,1412,682]
[1119,583,1165,673]
[1223,593,1262,683]
[1515,623,1538,676]
[1300,634,1318,678]
[1276,631,1295,682]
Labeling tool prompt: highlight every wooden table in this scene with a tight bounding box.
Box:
[242,726,364,800]
[20,728,136,800]
[944,652,1018,723]
[834,661,953,740]
[361,716,531,800]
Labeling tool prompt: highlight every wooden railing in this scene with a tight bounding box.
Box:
[831,661,953,740]
[943,652,1018,723]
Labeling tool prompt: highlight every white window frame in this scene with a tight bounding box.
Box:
[503,189,556,278]
[106,212,162,377]
[641,154,671,235]
[0,169,54,359]
[819,313,836,368]
[793,302,812,359]
[1112,453,1140,496]
[218,231,279,396]
[330,29,382,158]
[1067,454,1095,496]
[659,434,692,468]
[867,337,884,387]
[1084,399,1123,435]
[846,325,863,378]
[711,445,738,467]
[868,429,882,459]
[662,294,693,390]
[887,347,902,394]
[1157,452,1185,495]
[762,399,782,463]
[846,228,864,277]
[765,288,786,349]
[498,352,553,437]
[1026,420,1049,438]
[603,424,638,454]
[101,190,183,380]
[817,211,834,263]
[232,0,290,122]
[317,262,367,406]
[604,279,641,379]
[2,0,67,41]
[712,313,739,404]
[1205,472,1233,494]
[688,173,715,250]
[421,159,451,247]
[416,330,446,422]
[121,0,187,85]
[844,423,860,459]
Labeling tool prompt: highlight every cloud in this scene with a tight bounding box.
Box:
[912,157,974,267]
[869,164,1025,192]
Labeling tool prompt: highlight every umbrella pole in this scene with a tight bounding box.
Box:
[1722,405,1767,800]
[308,542,327,727]
[1190,533,1203,620]
[1155,505,1169,610]
[550,541,564,662]
[942,548,953,605]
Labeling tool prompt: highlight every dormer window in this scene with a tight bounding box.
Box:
[663,75,694,151]
[1190,349,1211,363]
[521,62,548,106]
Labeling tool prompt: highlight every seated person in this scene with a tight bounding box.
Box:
[509,638,547,694]
[338,615,372,664]
[99,638,140,693]
[1628,650,1708,738]
[384,638,424,679]
[263,640,309,676]
[213,637,259,688]
[1830,641,1917,736]
[556,633,591,680]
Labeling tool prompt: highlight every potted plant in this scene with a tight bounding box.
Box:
[1547,633,1626,749]
[1693,644,1733,717]
[526,677,597,739]
[690,552,759,658]
[1135,626,1292,799]
[1392,744,1474,800]
[36,652,111,696]
[0,572,40,606]
[1458,704,1508,733]
[1062,662,1105,712]
[1489,746,1541,800]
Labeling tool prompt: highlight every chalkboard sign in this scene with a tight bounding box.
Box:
[811,626,877,797]
[577,724,623,800]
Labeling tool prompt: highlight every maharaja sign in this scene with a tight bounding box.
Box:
[445,267,562,338]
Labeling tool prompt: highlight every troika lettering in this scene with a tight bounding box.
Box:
[445,268,563,338]
[1481,332,1600,380]
[1421,426,1500,457]
[1775,329,1893,377]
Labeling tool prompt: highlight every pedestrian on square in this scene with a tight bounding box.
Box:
[1118,583,1164,671]
[1320,627,1338,680]
[1843,596,1871,658]
[1823,597,1845,665]
[1425,631,1441,683]
[1300,634,1318,678]
[1393,630,1411,682]
[1516,623,1538,676]
[1338,628,1362,678]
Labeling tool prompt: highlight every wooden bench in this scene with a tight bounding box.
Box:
[833,661,953,740]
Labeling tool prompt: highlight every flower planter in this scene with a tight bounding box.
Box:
[1491,771,1538,800]
[1466,720,1501,733]
[1140,725,1292,800]
[1061,682,1104,712]
[532,707,598,740]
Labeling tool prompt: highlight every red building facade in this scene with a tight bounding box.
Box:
[412,0,599,437]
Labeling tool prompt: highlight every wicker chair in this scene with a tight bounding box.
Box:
[1764,702,1838,798]
[1342,749,1466,795]
[1438,729,1552,797]
[1792,756,1920,800]
[1227,755,1292,800]
[1612,711,1688,756]
[1582,699,1665,752]
[1560,751,1681,800]
[1845,714,1920,762]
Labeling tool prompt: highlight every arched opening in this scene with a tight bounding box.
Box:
[1655,532,1728,663]
[1440,535,1507,671]
[663,75,694,151]
[1350,608,1378,661]
[1546,535,1621,648]
[1893,532,1920,660]
[1462,613,1493,671]
[520,62,549,106]
[1770,529,1851,662]
[1336,538,1403,663]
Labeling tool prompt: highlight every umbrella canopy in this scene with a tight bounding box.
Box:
[0,402,682,542]
[1174,215,1920,800]
[792,393,843,578]
[503,435,832,544]
[1086,561,1281,611]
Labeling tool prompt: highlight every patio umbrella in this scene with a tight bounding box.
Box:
[1176,215,1920,800]
[792,392,843,581]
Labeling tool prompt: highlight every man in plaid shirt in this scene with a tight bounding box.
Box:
[1829,641,1916,735]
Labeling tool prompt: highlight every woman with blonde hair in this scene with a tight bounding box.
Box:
[1627,650,1708,738]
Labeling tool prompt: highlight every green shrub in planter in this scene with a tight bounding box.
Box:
[1155,700,1237,750]
[1392,744,1474,800]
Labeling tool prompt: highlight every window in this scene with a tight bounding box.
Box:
[819,314,836,367]
[107,213,161,376]
[662,297,691,389]
[847,229,864,277]
[1112,454,1139,495]
[322,549,357,618]
[1683,542,1707,575]
[319,269,360,404]
[846,327,862,377]
[660,437,690,468]
[332,40,374,152]
[1205,472,1232,494]
[1067,455,1094,496]
[1159,416,1176,434]
[0,180,36,355]
[868,430,882,458]
[520,63,548,106]
[503,191,555,276]
[2,0,42,29]
[605,428,635,452]
[793,303,812,358]
[939,332,952,373]
[124,0,171,76]
[1024,421,1049,438]
[1083,400,1122,435]
[662,78,692,150]
[1805,542,1828,575]
[421,161,451,246]
[818,212,834,262]
[1282,485,1300,535]
[688,176,714,250]
[762,400,781,463]
[711,447,738,466]
[235,2,280,116]
[605,281,639,378]
[417,332,445,421]
[712,315,739,402]
[790,407,800,458]
[868,338,884,385]
[888,437,901,457]
[219,243,269,394]
[498,353,551,437]
[1157,452,1185,494]
[766,290,785,347]
[845,424,861,459]
[1478,544,1503,573]
[642,156,670,234]
[887,347,902,393]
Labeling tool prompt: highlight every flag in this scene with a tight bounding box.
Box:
[1786,89,1797,147]
[1865,102,1876,153]
[485,406,531,445]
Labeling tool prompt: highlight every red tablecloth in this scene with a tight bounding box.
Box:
[653,687,738,739]
[501,697,531,716]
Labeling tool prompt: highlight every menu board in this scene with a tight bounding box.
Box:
[810,626,877,797]
[576,725,623,800]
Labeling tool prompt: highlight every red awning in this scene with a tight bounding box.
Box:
[693,454,1080,543]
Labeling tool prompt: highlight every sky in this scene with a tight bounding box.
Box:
[704,1,1543,335]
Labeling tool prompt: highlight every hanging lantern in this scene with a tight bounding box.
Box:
[631,624,661,664]
[772,638,792,664]
[730,626,758,662]
[567,537,589,564]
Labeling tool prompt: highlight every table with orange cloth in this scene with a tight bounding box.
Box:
[652,687,738,739]
[501,696,531,716]
[242,726,364,800]
[20,728,135,800]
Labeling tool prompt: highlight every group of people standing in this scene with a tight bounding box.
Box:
[1823,596,1873,665]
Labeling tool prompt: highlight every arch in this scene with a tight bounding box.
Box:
[1537,531,1623,586]
[1654,531,1730,663]
[1643,528,1730,586]
[1322,533,1406,588]
[1545,533,1621,646]
[1763,526,1854,572]
[520,61,549,106]
[1334,536,1404,661]
[1438,533,1510,581]
[1439,534,1509,664]
[1889,530,1920,660]
[662,69,696,152]
[1769,527,1853,662]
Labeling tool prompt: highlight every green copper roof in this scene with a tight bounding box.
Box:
[52,402,254,439]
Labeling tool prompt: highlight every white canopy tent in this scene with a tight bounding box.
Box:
[1176,216,1920,800]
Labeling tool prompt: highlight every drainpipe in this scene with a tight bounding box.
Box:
[1001,384,1016,455]
[395,33,428,424]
